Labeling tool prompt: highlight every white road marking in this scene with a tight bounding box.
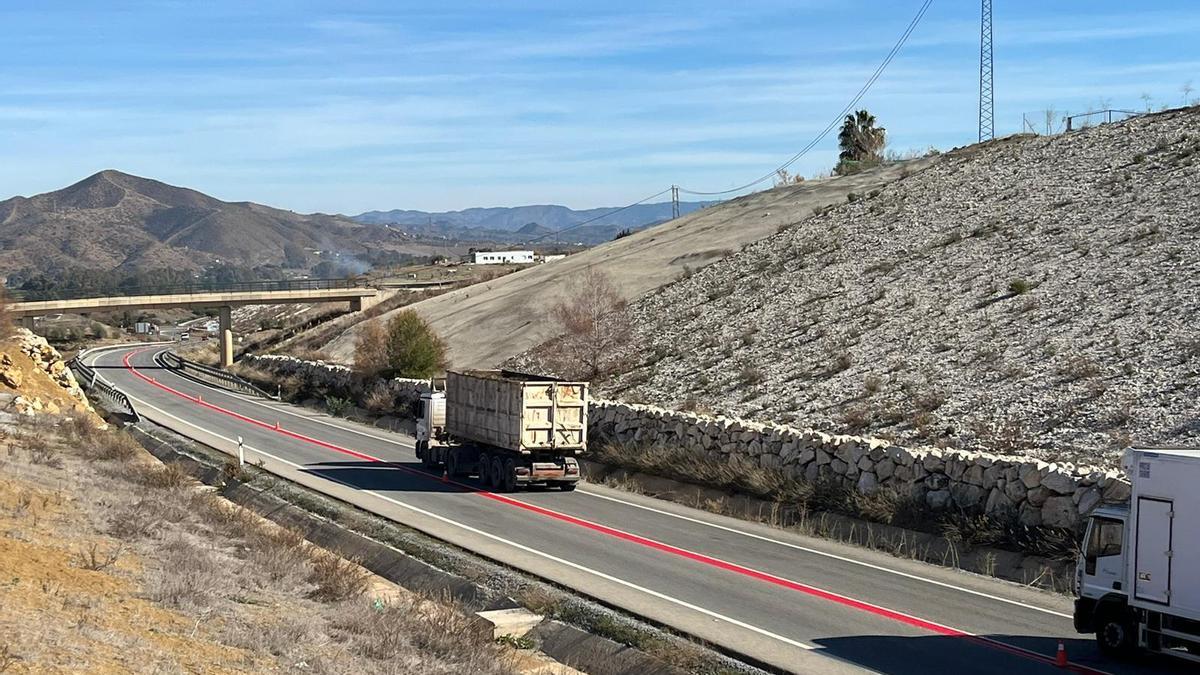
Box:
[122,389,834,663]
[573,489,1074,620]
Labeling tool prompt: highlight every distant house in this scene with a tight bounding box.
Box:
[472,250,534,265]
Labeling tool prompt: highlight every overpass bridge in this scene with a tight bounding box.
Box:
[10,279,379,368]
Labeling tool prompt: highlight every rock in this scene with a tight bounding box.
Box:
[831,458,848,475]
[985,487,1015,514]
[1026,486,1051,507]
[1018,502,1043,528]
[1019,462,1046,489]
[875,458,895,481]
[924,473,950,490]
[1077,488,1103,515]
[926,489,952,510]
[1041,496,1078,529]
[1102,479,1131,503]
[857,472,879,495]
[952,484,985,509]
[1041,471,1077,495]
[0,367,22,388]
[1004,478,1028,503]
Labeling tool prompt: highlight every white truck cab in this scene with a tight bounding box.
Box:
[1074,448,1200,663]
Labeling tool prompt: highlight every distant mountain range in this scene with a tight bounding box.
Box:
[0,170,455,281]
[352,200,713,245]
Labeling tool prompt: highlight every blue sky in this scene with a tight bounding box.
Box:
[3,1,1198,213]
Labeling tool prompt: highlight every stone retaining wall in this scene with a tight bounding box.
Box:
[240,354,430,409]
[588,400,1131,531]
[239,355,1131,531]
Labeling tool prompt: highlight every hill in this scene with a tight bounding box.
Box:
[322,156,936,367]
[352,200,714,245]
[0,170,443,280]
[538,107,1200,463]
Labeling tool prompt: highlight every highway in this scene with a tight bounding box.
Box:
[86,344,1188,675]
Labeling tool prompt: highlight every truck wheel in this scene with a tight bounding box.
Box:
[558,482,578,492]
[478,453,492,487]
[447,450,461,477]
[1096,610,1136,658]
[490,457,506,492]
[500,458,517,493]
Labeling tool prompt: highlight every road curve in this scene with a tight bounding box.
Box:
[86,345,1186,675]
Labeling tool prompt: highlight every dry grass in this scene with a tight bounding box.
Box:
[0,416,522,674]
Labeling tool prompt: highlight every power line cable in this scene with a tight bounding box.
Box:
[678,0,934,197]
[523,187,673,244]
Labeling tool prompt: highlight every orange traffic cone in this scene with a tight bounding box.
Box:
[1055,640,1067,668]
[441,469,449,483]
[274,421,280,430]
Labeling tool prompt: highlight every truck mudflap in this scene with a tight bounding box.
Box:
[1075,597,1098,633]
[516,457,581,483]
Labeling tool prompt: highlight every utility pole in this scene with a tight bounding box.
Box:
[978,0,995,142]
[671,185,680,219]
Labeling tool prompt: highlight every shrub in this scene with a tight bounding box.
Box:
[356,310,447,379]
[325,396,353,417]
[307,554,371,602]
[863,374,884,395]
[546,268,632,380]
[1008,278,1034,295]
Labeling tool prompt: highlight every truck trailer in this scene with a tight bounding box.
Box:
[1074,447,1200,664]
[414,370,588,492]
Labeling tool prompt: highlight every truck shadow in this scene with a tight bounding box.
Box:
[810,634,1191,675]
[301,459,479,494]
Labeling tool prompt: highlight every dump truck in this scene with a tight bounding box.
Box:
[414,370,588,492]
[1074,447,1200,664]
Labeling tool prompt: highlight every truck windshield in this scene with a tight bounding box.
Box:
[1086,517,1124,558]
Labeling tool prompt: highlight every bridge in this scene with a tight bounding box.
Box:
[10,278,379,368]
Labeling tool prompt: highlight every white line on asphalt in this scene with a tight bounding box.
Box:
[122,390,838,665]
[573,488,1074,620]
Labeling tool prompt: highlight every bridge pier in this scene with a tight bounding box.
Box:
[218,306,234,369]
[349,295,377,313]
[18,316,34,331]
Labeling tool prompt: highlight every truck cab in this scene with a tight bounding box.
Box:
[1074,448,1200,663]
[1074,505,1134,653]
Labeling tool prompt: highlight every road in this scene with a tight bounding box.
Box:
[86,345,1188,675]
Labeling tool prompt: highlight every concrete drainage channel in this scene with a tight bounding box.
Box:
[121,418,764,675]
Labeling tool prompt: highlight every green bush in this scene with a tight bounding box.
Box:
[359,310,447,379]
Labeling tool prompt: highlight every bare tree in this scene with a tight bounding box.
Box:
[1183,81,1196,107]
[549,268,632,380]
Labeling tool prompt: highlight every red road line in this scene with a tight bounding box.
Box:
[120,347,1106,674]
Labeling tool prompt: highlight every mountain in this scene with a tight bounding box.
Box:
[352,200,714,244]
[0,170,437,280]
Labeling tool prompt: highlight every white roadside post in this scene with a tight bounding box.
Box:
[237,436,245,468]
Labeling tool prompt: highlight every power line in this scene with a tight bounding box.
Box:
[678,0,934,197]
[523,187,673,244]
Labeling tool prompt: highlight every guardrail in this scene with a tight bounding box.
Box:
[68,354,141,422]
[158,350,279,400]
[9,276,372,302]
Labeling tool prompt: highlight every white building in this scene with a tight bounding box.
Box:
[472,250,534,265]
[538,254,567,263]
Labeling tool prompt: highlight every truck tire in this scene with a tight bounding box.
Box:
[478,453,492,487]
[447,450,461,478]
[499,458,517,493]
[1095,610,1137,658]
[558,482,578,492]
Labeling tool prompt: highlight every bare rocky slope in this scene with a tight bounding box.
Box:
[324,156,938,367]
[524,107,1200,465]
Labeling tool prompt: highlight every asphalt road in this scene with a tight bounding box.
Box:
[86,345,1189,675]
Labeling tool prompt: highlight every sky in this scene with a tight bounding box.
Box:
[2,1,1198,214]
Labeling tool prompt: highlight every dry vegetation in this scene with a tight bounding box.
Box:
[0,414,521,674]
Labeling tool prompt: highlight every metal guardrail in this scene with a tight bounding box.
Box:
[10,276,372,302]
[158,350,278,400]
[69,355,141,422]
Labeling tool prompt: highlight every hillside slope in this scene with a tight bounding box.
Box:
[581,107,1200,462]
[323,156,938,367]
[0,170,428,277]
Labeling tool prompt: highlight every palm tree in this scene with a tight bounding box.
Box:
[837,110,887,163]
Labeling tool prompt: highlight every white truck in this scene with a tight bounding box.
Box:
[415,370,588,492]
[1074,447,1200,664]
